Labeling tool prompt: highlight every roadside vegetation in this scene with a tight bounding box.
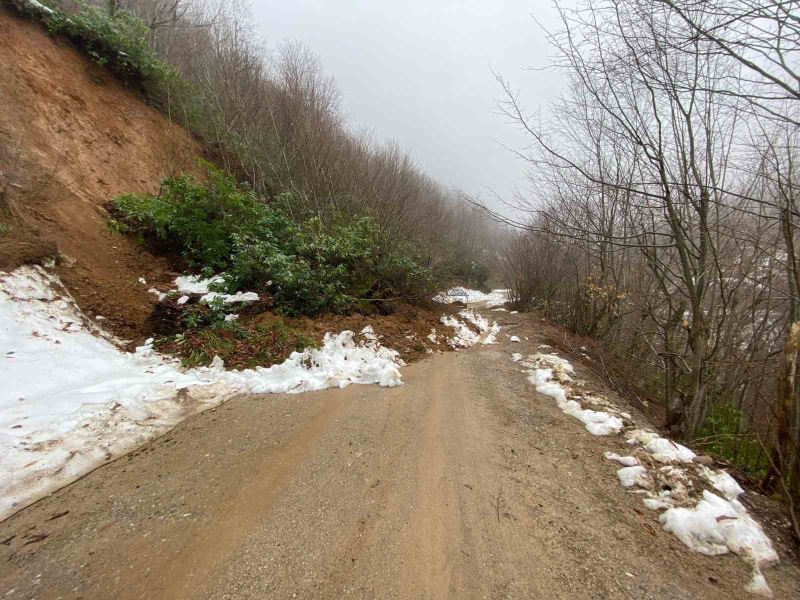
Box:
[112,163,433,317]
[8,0,500,367]
[12,0,498,292]
[474,0,800,538]
[156,316,317,370]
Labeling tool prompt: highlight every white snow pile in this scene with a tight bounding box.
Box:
[626,429,697,463]
[526,355,624,436]
[459,308,489,332]
[484,289,509,308]
[150,274,260,306]
[659,492,777,596]
[439,309,501,348]
[0,265,404,520]
[439,314,479,348]
[620,429,778,595]
[481,321,501,345]
[433,287,509,307]
[515,350,779,596]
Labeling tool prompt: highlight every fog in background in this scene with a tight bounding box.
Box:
[250,0,567,208]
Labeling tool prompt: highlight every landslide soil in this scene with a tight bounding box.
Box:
[0,7,459,357]
[0,5,201,341]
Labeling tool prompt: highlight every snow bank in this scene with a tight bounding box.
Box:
[516,350,778,595]
[433,287,508,307]
[459,309,489,332]
[438,309,500,348]
[526,355,623,436]
[0,266,404,520]
[644,437,696,463]
[702,467,746,500]
[458,309,501,344]
[660,491,778,596]
[206,330,404,393]
[623,427,777,594]
[481,322,501,345]
[439,314,479,348]
[484,290,509,308]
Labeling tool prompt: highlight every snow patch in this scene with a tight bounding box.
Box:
[174,274,225,295]
[0,266,404,521]
[643,437,696,463]
[360,325,379,341]
[199,291,259,305]
[439,310,500,348]
[617,465,651,488]
[433,287,508,307]
[458,309,489,333]
[525,355,622,436]
[702,467,745,500]
[439,314,479,348]
[604,452,639,467]
[481,322,501,345]
[513,350,778,596]
[660,491,778,596]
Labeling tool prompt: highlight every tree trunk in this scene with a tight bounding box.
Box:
[764,322,800,493]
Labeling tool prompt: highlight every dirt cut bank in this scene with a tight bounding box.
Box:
[0,4,202,341]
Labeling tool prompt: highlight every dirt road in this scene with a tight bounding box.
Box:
[2,313,799,599]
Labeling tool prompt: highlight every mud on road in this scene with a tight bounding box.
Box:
[2,312,800,599]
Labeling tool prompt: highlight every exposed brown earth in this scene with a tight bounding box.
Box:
[2,311,799,599]
[284,300,467,363]
[0,5,201,341]
[0,7,461,360]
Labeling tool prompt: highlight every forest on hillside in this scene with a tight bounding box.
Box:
[11,0,501,302]
[474,0,800,534]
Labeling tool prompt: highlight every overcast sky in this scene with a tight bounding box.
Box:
[250,0,567,207]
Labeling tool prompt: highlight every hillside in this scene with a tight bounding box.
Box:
[1,1,489,516]
[0,4,201,340]
[1,2,800,599]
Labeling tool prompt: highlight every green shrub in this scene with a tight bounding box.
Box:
[17,0,170,83]
[112,163,433,315]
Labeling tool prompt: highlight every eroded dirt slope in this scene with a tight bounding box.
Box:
[0,5,202,340]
